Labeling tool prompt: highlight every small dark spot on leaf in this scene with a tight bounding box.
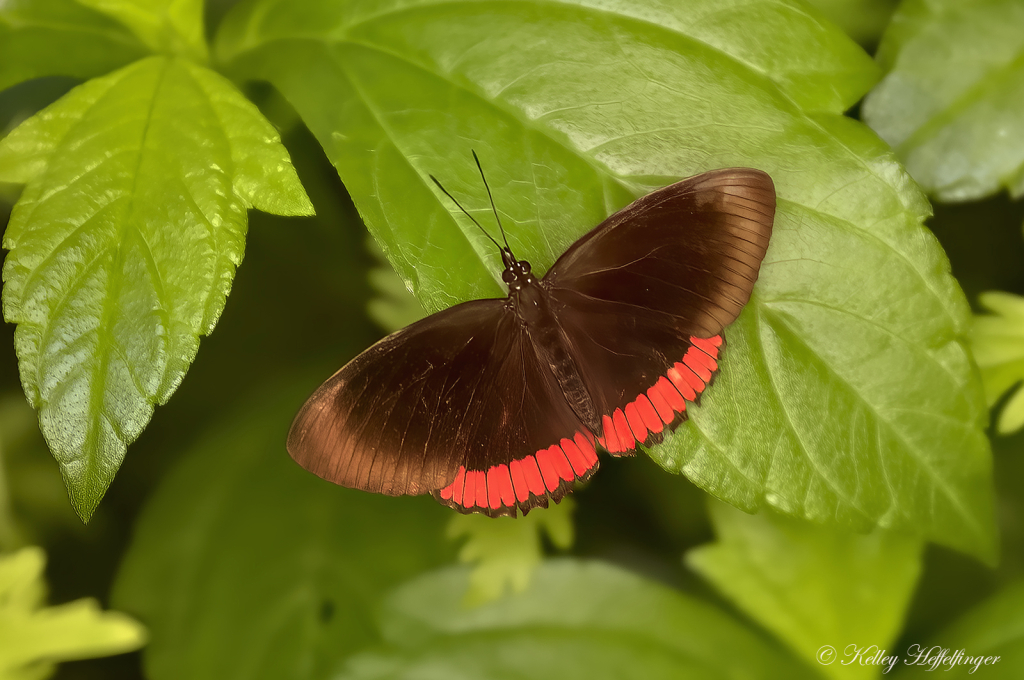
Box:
[319,599,334,623]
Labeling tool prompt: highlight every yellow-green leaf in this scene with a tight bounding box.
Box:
[0,547,145,680]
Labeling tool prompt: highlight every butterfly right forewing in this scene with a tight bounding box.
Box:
[545,169,775,337]
[542,168,775,453]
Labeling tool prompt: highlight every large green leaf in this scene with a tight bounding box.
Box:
[687,501,922,680]
[215,0,995,559]
[0,56,313,520]
[112,379,454,680]
[863,0,1024,201]
[0,0,147,93]
[338,559,818,680]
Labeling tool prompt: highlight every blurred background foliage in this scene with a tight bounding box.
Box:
[2,0,1024,678]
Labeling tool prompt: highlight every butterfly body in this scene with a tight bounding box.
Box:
[288,168,776,517]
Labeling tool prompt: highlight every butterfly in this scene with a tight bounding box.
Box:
[288,158,775,517]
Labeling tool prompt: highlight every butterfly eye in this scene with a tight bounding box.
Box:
[502,269,517,284]
[520,262,531,275]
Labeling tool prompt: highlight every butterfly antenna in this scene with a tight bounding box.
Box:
[472,150,513,254]
[429,174,503,251]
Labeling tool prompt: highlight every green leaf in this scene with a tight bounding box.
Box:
[803,0,899,46]
[687,501,922,680]
[972,291,1024,434]
[215,0,995,560]
[111,379,454,680]
[863,0,1024,201]
[77,0,208,63]
[894,578,1024,678]
[338,559,817,680]
[447,499,574,606]
[0,0,147,93]
[0,56,313,521]
[0,546,146,680]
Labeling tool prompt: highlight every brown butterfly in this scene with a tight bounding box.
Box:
[288,160,775,517]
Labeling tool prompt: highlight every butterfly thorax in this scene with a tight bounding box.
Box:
[507,262,601,432]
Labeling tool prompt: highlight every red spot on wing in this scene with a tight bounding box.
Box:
[487,468,501,509]
[474,470,489,508]
[675,361,706,394]
[521,455,547,496]
[646,385,674,424]
[561,437,589,476]
[683,350,713,382]
[487,465,515,509]
[612,409,632,449]
[624,403,648,441]
[439,466,465,501]
[654,377,686,412]
[509,459,530,503]
[667,366,697,401]
[635,395,663,433]
[575,432,598,465]
[536,447,561,492]
[598,415,615,452]
[690,344,719,371]
[690,335,721,359]
[462,470,476,508]
[551,445,576,482]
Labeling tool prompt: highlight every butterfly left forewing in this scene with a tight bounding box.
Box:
[288,299,509,496]
[287,297,596,516]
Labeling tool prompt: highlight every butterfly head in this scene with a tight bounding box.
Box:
[501,248,534,291]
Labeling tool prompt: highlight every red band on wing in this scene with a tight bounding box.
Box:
[435,430,601,517]
[598,335,722,456]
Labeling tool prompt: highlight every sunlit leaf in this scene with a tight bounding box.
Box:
[112,380,454,680]
[864,0,1024,201]
[687,501,922,680]
[0,56,313,520]
[216,0,995,560]
[0,546,145,680]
